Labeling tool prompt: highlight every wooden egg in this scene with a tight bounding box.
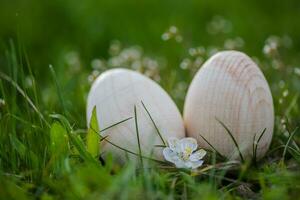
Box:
[183,51,274,160]
[87,68,185,161]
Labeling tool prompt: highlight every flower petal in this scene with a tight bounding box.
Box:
[190,160,204,169]
[174,159,187,168]
[167,137,180,152]
[180,137,198,152]
[183,161,193,168]
[189,149,207,161]
[163,147,179,163]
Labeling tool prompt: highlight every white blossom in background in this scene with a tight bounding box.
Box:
[283,89,289,97]
[180,58,192,70]
[109,40,122,56]
[207,46,219,57]
[0,98,5,108]
[206,16,232,35]
[64,51,81,73]
[180,46,206,75]
[278,80,285,89]
[24,75,34,89]
[294,67,300,76]
[163,137,206,169]
[88,41,162,83]
[91,59,106,71]
[188,47,205,57]
[224,37,244,50]
[262,35,293,58]
[173,81,188,100]
[161,25,183,43]
[263,41,278,57]
[88,70,101,83]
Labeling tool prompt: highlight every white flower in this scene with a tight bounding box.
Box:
[163,137,206,169]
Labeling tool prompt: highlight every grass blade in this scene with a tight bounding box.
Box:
[49,117,97,164]
[282,127,299,161]
[134,105,143,166]
[141,101,166,146]
[49,122,69,172]
[154,144,166,148]
[216,118,244,162]
[49,114,73,131]
[68,131,97,164]
[284,94,299,117]
[87,106,100,157]
[91,126,166,164]
[49,65,67,115]
[285,146,300,157]
[253,128,266,163]
[100,117,133,133]
[50,122,69,155]
[0,71,50,127]
[9,135,38,168]
[7,113,43,131]
[199,133,225,159]
[90,113,165,163]
[23,46,39,106]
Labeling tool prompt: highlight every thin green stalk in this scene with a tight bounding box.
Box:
[199,133,225,159]
[134,105,143,166]
[0,71,50,127]
[216,118,244,162]
[49,65,67,115]
[100,117,133,132]
[253,128,266,163]
[90,115,165,164]
[141,101,166,146]
[24,48,39,108]
[282,127,299,161]
[91,127,166,164]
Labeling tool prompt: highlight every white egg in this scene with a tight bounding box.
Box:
[184,51,274,160]
[87,68,185,161]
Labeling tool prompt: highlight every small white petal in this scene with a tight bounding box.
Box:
[189,149,207,161]
[184,161,193,168]
[167,137,180,152]
[190,160,204,169]
[174,159,187,168]
[181,160,204,169]
[180,137,198,152]
[163,147,179,162]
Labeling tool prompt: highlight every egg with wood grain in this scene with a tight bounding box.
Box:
[183,51,274,160]
[87,68,185,161]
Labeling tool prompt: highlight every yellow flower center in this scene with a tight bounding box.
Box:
[180,147,192,161]
[185,147,192,155]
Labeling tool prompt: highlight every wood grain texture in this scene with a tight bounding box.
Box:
[87,68,185,161]
[183,51,274,160]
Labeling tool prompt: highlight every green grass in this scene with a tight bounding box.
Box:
[1,0,300,199]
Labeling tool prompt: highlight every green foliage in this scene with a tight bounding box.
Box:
[50,122,69,157]
[86,106,100,158]
[50,122,69,173]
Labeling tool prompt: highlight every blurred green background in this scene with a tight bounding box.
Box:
[1,0,300,66]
